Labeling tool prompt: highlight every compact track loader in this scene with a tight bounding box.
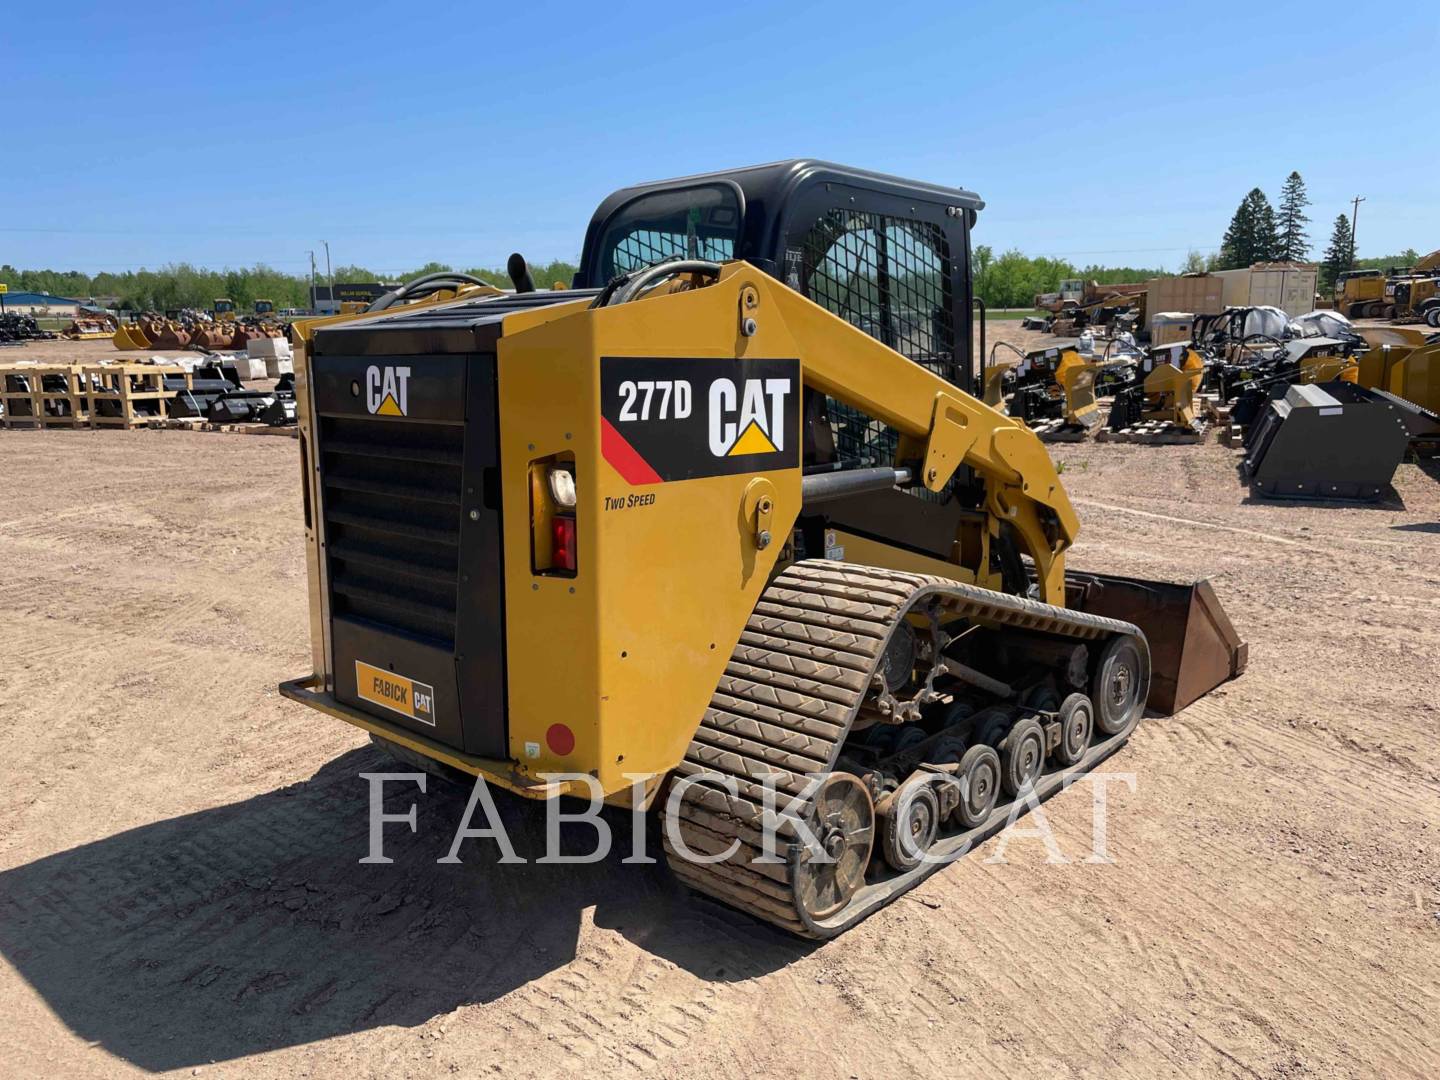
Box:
[280,161,1244,937]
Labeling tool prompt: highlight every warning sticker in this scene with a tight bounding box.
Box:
[599,356,800,484]
[355,661,436,726]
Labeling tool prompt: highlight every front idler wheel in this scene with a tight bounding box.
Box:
[879,775,941,872]
[1000,716,1046,797]
[1092,636,1145,735]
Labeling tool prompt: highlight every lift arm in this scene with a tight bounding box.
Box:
[741,265,1081,604]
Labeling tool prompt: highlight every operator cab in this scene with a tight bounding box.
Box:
[577,160,991,565]
[577,160,982,396]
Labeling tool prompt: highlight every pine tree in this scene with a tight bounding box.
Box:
[1218,188,1283,269]
[1218,196,1255,270]
[1251,189,1282,263]
[1321,213,1354,292]
[1276,171,1311,262]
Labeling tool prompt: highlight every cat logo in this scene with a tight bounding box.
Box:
[365,365,411,416]
[707,377,792,457]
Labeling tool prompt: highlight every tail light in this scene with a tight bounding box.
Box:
[551,514,577,572]
[530,457,578,577]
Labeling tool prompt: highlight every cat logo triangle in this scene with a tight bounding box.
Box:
[375,393,404,416]
[727,419,778,456]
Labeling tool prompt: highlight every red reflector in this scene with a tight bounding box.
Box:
[551,515,577,572]
[546,723,575,756]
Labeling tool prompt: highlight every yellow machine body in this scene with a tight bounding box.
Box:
[286,265,1078,803]
[1141,346,1204,427]
[1333,269,1385,316]
[277,162,1248,937]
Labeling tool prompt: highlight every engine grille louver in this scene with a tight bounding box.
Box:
[319,415,464,647]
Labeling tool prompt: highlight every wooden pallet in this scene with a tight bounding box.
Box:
[208,421,296,437]
[1097,419,1209,445]
[84,363,192,429]
[1031,417,1093,443]
[143,416,298,437]
[145,417,207,430]
[0,364,91,429]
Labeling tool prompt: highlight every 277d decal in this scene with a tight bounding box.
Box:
[600,356,800,484]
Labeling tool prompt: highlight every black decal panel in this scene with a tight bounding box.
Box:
[599,356,800,484]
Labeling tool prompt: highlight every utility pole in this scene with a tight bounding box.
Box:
[323,241,334,293]
[308,250,318,312]
[1349,195,1365,267]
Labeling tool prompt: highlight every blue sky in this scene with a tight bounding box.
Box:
[2,1,1436,277]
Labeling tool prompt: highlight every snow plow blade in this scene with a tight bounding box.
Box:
[1064,571,1247,715]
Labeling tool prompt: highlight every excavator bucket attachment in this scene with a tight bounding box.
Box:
[1064,571,1247,716]
[112,324,150,350]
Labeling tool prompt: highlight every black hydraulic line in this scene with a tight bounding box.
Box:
[366,272,490,312]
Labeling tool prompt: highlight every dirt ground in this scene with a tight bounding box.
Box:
[1,329,1438,1079]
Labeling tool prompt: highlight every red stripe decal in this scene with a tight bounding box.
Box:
[601,417,663,485]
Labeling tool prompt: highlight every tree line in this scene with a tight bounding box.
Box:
[2,223,1421,317]
[972,247,1167,309]
[0,259,580,313]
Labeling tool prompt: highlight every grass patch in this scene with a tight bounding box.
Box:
[985,309,1046,321]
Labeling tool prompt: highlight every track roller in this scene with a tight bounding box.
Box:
[1000,716,1046,796]
[664,560,1149,938]
[879,775,941,872]
[951,744,1002,829]
[1052,692,1094,767]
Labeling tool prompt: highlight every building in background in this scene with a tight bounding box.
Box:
[309,283,390,315]
[0,291,84,316]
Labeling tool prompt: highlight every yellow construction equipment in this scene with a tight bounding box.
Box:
[1383,250,1440,323]
[1332,268,1387,319]
[1354,330,1440,414]
[1105,344,1207,438]
[280,162,1245,938]
[1002,343,1106,439]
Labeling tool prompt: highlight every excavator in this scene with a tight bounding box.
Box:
[280,161,1244,938]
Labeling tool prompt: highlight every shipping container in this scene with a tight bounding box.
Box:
[1213,263,1319,318]
[1145,274,1224,336]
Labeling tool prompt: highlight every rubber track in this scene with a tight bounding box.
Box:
[663,559,1144,939]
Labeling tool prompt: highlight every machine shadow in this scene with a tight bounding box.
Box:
[0,746,810,1072]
